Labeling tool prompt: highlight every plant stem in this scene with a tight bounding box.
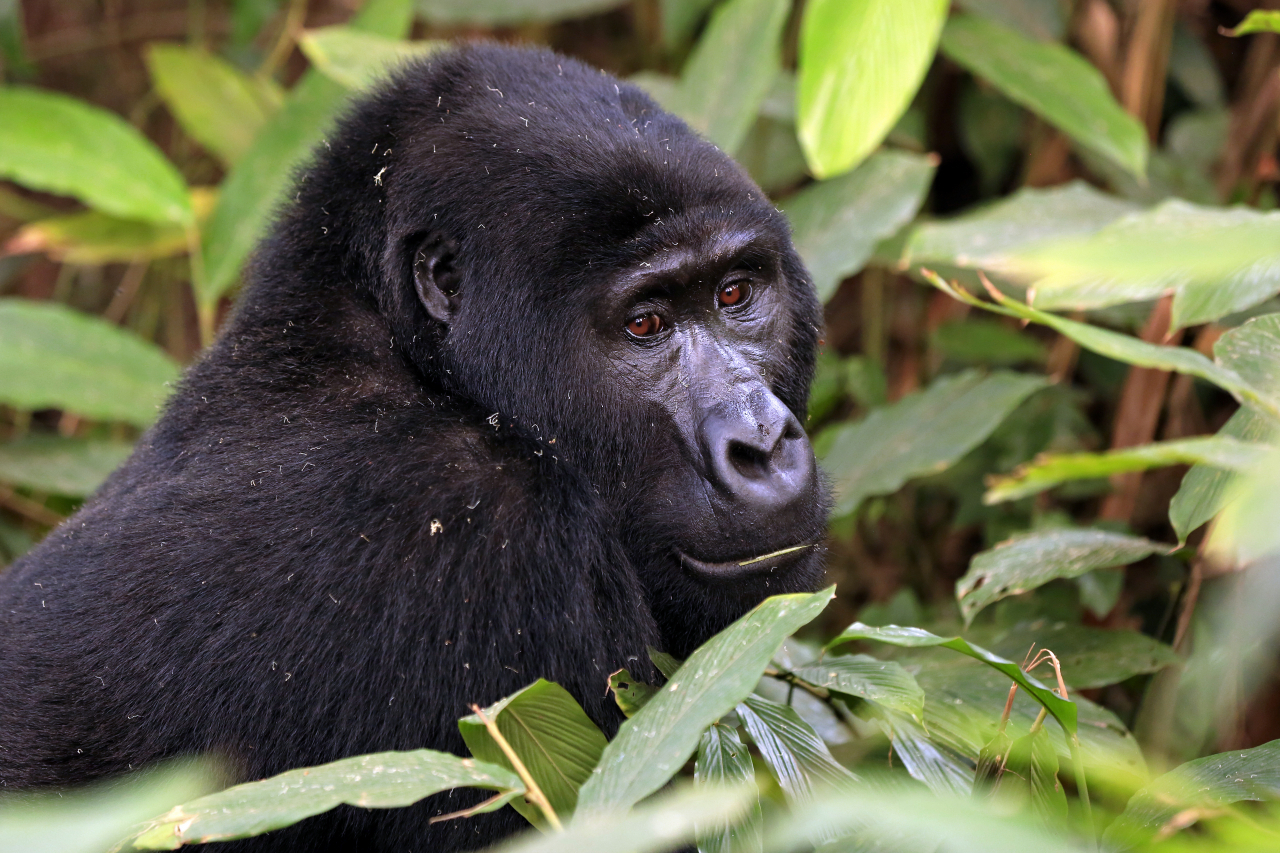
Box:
[469,704,562,831]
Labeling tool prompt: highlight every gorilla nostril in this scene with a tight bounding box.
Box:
[727,438,770,479]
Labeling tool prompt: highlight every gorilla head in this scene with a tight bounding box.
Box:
[273,44,828,652]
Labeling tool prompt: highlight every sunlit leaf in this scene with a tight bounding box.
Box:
[0,87,192,225]
[818,369,1049,519]
[0,435,133,497]
[608,669,658,718]
[299,27,442,91]
[146,44,282,166]
[127,751,523,849]
[1008,202,1280,330]
[1215,313,1280,407]
[416,0,627,25]
[694,725,761,853]
[797,0,949,178]
[1208,444,1280,564]
[0,300,179,426]
[1005,728,1068,825]
[789,654,924,721]
[1170,407,1278,543]
[738,694,858,804]
[575,588,834,817]
[955,529,1163,625]
[904,181,1139,269]
[968,620,1180,690]
[984,436,1272,504]
[1105,740,1280,848]
[667,0,789,155]
[459,679,607,827]
[940,14,1147,179]
[1224,10,1280,36]
[783,149,936,301]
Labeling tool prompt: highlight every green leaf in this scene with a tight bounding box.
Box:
[955,529,1162,624]
[920,271,1278,420]
[0,87,192,225]
[415,0,626,24]
[1009,202,1280,330]
[1215,313,1280,410]
[789,654,924,721]
[932,318,1047,367]
[694,725,761,853]
[1170,407,1277,543]
[575,588,834,818]
[738,694,858,804]
[660,0,720,47]
[298,27,443,91]
[876,710,974,795]
[127,750,523,849]
[0,759,221,853]
[825,623,1077,737]
[797,0,949,178]
[940,14,1147,179]
[968,620,1180,689]
[736,116,809,195]
[667,0,789,155]
[199,0,413,307]
[1105,740,1280,848]
[984,436,1273,504]
[0,435,133,497]
[500,783,755,853]
[0,300,179,426]
[954,0,1066,41]
[609,669,658,718]
[975,728,1013,794]
[904,181,1139,269]
[146,44,282,167]
[1006,728,1068,825]
[818,369,1049,519]
[1208,443,1280,564]
[783,149,936,302]
[1225,10,1280,36]
[459,679,607,827]
[649,648,683,680]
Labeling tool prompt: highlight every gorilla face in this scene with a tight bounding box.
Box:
[296,44,827,650]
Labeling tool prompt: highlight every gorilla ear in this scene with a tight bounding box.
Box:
[412,234,461,325]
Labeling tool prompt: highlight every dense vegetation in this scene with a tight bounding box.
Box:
[2,1,1280,851]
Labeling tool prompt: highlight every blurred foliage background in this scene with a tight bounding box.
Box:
[4,0,1280,851]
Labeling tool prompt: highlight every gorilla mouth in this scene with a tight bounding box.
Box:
[677,543,816,581]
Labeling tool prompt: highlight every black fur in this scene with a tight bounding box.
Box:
[0,44,826,851]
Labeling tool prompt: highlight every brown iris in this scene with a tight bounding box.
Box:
[627,312,664,337]
[719,282,748,307]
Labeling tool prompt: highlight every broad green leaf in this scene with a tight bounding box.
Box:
[783,149,936,301]
[667,0,788,155]
[0,87,191,225]
[299,27,442,91]
[904,181,1139,269]
[498,783,755,853]
[738,694,858,804]
[984,436,1273,504]
[789,654,924,721]
[0,435,133,497]
[649,648,683,680]
[954,0,1066,41]
[575,588,835,817]
[694,725,761,853]
[660,0,720,47]
[0,760,220,853]
[956,529,1162,624]
[459,679,607,826]
[0,300,179,426]
[1170,407,1277,543]
[127,750,523,849]
[200,0,413,306]
[920,271,1278,419]
[1076,567,1124,618]
[932,318,1047,366]
[975,728,1013,794]
[1104,740,1280,848]
[825,623,1077,736]
[797,0,949,178]
[146,44,282,166]
[1208,444,1280,564]
[1006,728,1068,825]
[416,0,626,24]
[818,369,1049,519]
[736,116,809,194]
[968,621,1180,689]
[876,710,974,795]
[609,669,658,718]
[1215,313,1280,409]
[1169,24,1226,108]
[940,14,1147,179]
[1009,202,1280,330]
[1225,10,1280,36]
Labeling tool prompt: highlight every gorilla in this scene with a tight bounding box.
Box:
[0,44,826,850]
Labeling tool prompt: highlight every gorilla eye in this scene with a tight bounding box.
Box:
[627,312,665,338]
[718,281,750,308]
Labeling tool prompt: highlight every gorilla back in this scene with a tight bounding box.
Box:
[0,44,827,850]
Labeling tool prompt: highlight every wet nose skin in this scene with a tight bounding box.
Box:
[700,387,815,511]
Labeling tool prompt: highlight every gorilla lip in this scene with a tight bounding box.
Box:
[677,543,816,580]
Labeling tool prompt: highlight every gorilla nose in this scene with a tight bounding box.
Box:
[701,394,814,511]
